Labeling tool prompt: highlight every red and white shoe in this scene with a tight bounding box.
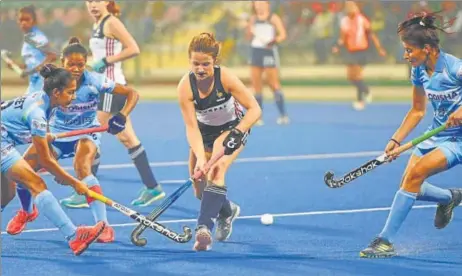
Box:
[193,225,212,251]
[6,205,39,235]
[96,225,115,243]
[69,221,106,256]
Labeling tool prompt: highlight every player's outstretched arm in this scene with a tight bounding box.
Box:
[221,67,262,132]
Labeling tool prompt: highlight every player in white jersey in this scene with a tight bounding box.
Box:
[178,33,261,251]
[60,1,165,209]
[247,0,288,125]
[360,13,462,259]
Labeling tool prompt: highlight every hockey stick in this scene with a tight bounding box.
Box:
[1,50,24,76]
[324,124,447,188]
[52,125,108,140]
[87,190,192,243]
[130,149,225,247]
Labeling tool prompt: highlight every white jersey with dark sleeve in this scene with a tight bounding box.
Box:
[189,66,244,136]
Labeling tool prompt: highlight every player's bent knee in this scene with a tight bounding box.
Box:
[402,164,427,192]
[28,178,48,196]
[74,165,93,180]
[193,179,207,200]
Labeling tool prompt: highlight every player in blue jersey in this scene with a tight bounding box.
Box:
[1,64,105,255]
[360,13,462,258]
[5,5,57,94]
[7,37,139,243]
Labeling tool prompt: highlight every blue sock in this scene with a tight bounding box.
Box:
[255,93,263,109]
[83,175,108,223]
[417,182,452,204]
[274,90,287,116]
[379,189,417,242]
[34,190,77,241]
[17,184,33,213]
[197,184,227,230]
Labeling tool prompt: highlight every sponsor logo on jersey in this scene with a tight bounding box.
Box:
[427,91,459,101]
[61,101,98,112]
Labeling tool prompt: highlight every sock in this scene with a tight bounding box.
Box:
[218,199,233,218]
[351,80,364,101]
[16,184,33,213]
[83,175,108,223]
[273,90,287,116]
[91,151,101,176]
[417,182,452,204]
[34,190,77,241]
[129,144,158,189]
[255,93,263,109]
[379,189,417,242]
[197,184,227,230]
[357,80,370,96]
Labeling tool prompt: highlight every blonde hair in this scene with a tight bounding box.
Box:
[188,32,221,61]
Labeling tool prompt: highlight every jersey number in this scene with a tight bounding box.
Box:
[1,96,26,111]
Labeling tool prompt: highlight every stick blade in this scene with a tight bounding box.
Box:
[131,235,147,247]
[324,171,336,187]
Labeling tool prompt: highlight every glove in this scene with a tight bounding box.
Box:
[108,112,126,135]
[89,57,109,73]
[222,128,244,155]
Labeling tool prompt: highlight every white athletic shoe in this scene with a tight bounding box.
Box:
[352,101,365,111]
[277,116,290,125]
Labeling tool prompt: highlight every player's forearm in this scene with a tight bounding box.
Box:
[275,32,286,43]
[235,106,262,133]
[38,156,80,187]
[369,33,383,51]
[186,127,206,160]
[392,109,426,143]
[106,47,140,64]
[119,89,139,117]
[26,54,57,76]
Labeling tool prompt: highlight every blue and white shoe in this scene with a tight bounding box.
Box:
[131,186,166,207]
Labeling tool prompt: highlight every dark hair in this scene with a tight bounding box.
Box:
[61,36,88,60]
[39,64,73,95]
[397,11,456,48]
[19,5,37,21]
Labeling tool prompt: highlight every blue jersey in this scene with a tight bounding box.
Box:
[49,70,115,141]
[1,91,52,145]
[22,26,48,90]
[411,50,462,137]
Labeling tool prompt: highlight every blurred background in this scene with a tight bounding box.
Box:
[1,1,462,101]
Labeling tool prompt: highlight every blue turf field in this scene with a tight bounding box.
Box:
[2,102,461,276]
